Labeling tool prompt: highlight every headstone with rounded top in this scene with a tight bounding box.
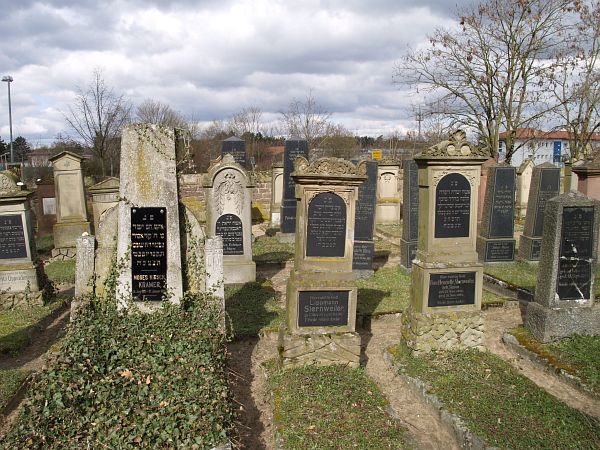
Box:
[221,136,246,168]
[270,162,284,227]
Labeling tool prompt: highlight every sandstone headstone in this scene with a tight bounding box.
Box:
[352,160,377,277]
[34,176,56,236]
[403,131,487,354]
[476,164,516,262]
[89,177,119,233]
[477,158,497,228]
[375,163,401,224]
[204,154,256,284]
[270,163,284,227]
[525,191,600,342]
[49,151,91,259]
[516,158,534,219]
[221,136,246,168]
[72,234,95,319]
[280,137,309,236]
[518,162,560,261]
[400,159,418,269]
[279,157,366,368]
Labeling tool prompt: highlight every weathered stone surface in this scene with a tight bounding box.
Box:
[526,302,600,343]
[376,163,401,224]
[279,330,361,368]
[75,234,95,298]
[94,205,118,297]
[270,164,284,227]
[89,177,119,233]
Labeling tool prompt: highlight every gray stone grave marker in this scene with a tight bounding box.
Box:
[353,160,377,277]
[400,159,419,269]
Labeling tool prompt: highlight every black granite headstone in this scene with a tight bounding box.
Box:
[216,213,244,256]
[221,136,246,167]
[405,160,419,242]
[533,168,560,237]
[485,241,515,261]
[281,138,309,233]
[435,173,471,238]
[131,207,167,301]
[557,206,594,300]
[306,192,346,257]
[0,214,27,259]
[354,161,377,241]
[352,241,375,270]
[298,290,349,327]
[488,166,515,238]
[428,272,476,307]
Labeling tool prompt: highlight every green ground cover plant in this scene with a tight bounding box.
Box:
[44,260,76,284]
[0,293,234,449]
[225,281,283,337]
[0,298,67,354]
[0,369,30,410]
[356,267,410,316]
[511,327,600,394]
[267,363,409,449]
[252,235,294,264]
[388,345,600,449]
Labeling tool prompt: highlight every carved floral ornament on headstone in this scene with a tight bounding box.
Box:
[0,171,18,195]
[293,156,367,177]
[215,172,243,216]
[420,130,489,158]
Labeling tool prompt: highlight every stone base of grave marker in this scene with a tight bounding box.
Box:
[279,331,361,368]
[525,302,600,343]
[224,260,256,285]
[0,268,43,310]
[52,221,91,259]
[400,238,417,270]
[518,235,542,262]
[476,236,516,262]
[401,307,485,355]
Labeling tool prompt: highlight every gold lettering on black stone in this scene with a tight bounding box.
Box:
[131,207,167,301]
[298,290,349,327]
[0,215,27,259]
[428,272,476,307]
[435,173,471,238]
[306,192,346,257]
[215,213,244,255]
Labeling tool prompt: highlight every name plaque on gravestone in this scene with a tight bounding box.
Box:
[489,167,515,238]
[131,207,167,301]
[557,206,594,300]
[306,192,346,257]
[354,161,377,241]
[215,213,244,255]
[407,160,419,241]
[352,241,374,270]
[485,241,515,262]
[435,173,471,238]
[428,272,476,307]
[298,290,349,327]
[0,215,27,259]
[533,169,560,237]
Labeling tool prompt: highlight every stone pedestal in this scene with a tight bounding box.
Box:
[375,163,401,224]
[516,159,534,219]
[404,131,487,354]
[279,157,366,368]
[400,160,418,269]
[49,151,91,259]
[352,160,377,277]
[204,154,256,284]
[525,191,600,342]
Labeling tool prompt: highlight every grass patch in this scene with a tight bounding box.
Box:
[35,235,54,255]
[44,260,76,284]
[0,298,67,354]
[0,369,30,409]
[376,223,402,237]
[267,363,409,449]
[511,327,600,394]
[389,345,600,449]
[374,237,397,253]
[357,267,410,316]
[252,235,294,264]
[225,281,284,337]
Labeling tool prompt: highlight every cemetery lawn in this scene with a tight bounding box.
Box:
[252,235,294,264]
[44,260,76,284]
[0,298,67,354]
[484,261,600,296]
[225,281,284,337]
[388,345,600,449]
[34,234,54,255]
[510,327,600,394]
[357,267,410,316]
[266,363,410,449]
[0,369,30,409]
[376,223,402,237]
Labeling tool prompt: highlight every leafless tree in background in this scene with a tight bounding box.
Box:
[280,90,332,149]
[135,99,187,129]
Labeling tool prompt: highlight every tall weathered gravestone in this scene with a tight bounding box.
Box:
[270,163,284,227]
[518,162,560,261]
[516,158,534,219]
[352,160,377,277]
[477,164,516,262]
[403,131,487,354]
[525,191,600,342]
[49,151,91,259]
[400,159,419,269]
[204,154,256,284]
[89,177,119,233]
[375,163,401,224]
[221,136,246,168]
[279,157,366,367]
[280,137,309,237]
[0,171,44,309]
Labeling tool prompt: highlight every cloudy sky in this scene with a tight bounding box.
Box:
[0,0,472,147]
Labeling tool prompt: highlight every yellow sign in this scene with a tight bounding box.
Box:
[371,149,382,160]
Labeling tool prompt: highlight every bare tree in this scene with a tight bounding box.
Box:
[552,0,600,160]
[280,90,332,149]
[64,68,132,176]
[395,0,569,163]
[135,99,187,128]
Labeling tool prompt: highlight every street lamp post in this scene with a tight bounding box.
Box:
[2,76,13,163]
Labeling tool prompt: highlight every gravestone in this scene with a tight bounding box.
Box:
[476,164,516,262]
[477,158,497,229]
[205,235,225,330]
[49,151,91,259]
[280,137,309,237]
[72,234,95,319]
[221,136,246,168]
[89,177,119,234]
[400,159,419,269]
[0,171,44,309]
[34,176,56,236]
[270,163,284,227]
[279,157,366,367]
[525,191,600,342]
[518,162,560,261]
[204,154,256,284]
[116,124,184,307]
[516,158,534,219]
[375,163,401,224]
[352,160,377,277]
[403,131,487,354]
